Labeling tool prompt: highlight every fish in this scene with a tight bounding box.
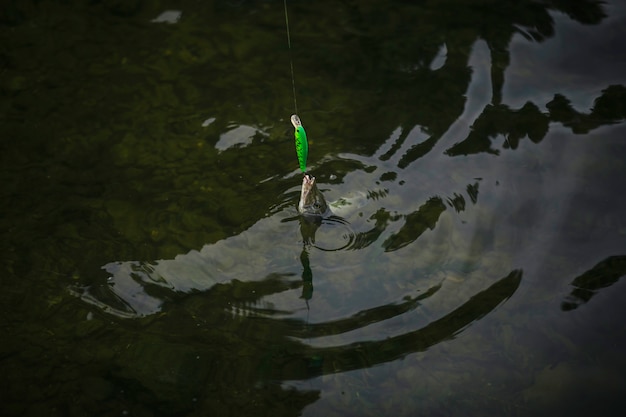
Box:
[298,174,329,217]
[291,114,308,173]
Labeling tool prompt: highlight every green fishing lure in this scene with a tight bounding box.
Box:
[291,114,308,173]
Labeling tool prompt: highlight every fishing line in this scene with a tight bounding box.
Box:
[283,0,298,115]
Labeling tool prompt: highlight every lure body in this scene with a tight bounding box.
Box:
[291,114,308,173]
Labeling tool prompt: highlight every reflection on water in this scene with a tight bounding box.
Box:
[2,0,626,416]
[561,255,626,311]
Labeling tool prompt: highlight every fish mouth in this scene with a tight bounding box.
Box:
[301,174,315,197]
[299,174,317,213]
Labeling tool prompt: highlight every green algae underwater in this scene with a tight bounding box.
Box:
[2,1,626,416]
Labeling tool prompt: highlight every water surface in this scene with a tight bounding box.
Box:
[1,1,626,416]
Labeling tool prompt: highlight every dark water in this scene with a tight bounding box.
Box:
[2,0,626,416]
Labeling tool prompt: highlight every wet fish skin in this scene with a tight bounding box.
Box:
[298,174,328,217]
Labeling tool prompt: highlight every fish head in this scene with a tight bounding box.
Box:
[298,174,328,217]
